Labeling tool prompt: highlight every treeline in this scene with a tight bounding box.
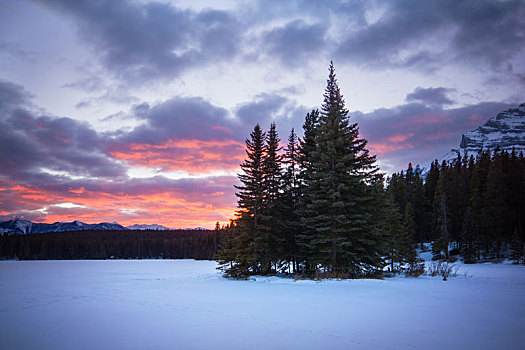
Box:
[0,229,224,260]
[216,63,418,278]
[388,150,525,263]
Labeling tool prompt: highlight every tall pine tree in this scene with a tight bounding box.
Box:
[302,62,383,276]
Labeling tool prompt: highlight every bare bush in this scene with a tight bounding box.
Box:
[426,261,459,280]
[405,262,425,277]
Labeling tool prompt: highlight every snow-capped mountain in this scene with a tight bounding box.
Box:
[0,218,33,234]
[0,219,207,234]
[126,224,171,230]
[418,103,525,174]
[0,219,125,235]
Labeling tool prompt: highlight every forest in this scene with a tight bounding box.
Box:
[389,149,525,263]
[0,229,223,260]
[215,63,525,278]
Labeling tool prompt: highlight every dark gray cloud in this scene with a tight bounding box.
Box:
[261,20,327,66]
[235,93,289,127]
[335,0,525,75]
[115,96,232,145]
[39,0,241,81]
[0,80,33,111]
[32,0,525,85]
[0,81,126,182]
[406,87,455,106]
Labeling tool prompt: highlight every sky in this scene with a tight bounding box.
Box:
[0,0,524,228]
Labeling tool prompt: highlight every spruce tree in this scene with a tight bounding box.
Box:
[260,122,283,273]
[432,161,450,260]
[281,128,300,272]
[380,193,405,272]
[230,124,267,275]
[302,62,383,276]
[296,109,320,273]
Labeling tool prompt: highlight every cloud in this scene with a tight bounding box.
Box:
[0,79,33,111]
[106,93,306,174]
[235,93,288,126]
[110,96,234,145]
[406,87,455,106]
[40,0,242,81]
[109,139,245,173]
[0,81,126,182]
[30,0,525,88]
[61,76,104,93]
[334,0,525,75]
[261,20,327,66]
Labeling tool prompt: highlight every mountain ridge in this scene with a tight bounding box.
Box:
[0,219,207,234]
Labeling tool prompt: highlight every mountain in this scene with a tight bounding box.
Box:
[418,103,525,174]
[0,219,208,234]
[0,219,125,235]
[126,224,171,230]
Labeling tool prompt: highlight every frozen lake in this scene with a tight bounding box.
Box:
[0,259,524,349]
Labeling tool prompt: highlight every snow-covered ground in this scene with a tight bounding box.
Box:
[0,260,523,350]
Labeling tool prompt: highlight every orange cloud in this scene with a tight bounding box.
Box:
[109,138,245,173]
[368,142,414,156]
[387,133,415,143]
[69,187,85,194]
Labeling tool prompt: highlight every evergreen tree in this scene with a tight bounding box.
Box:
[260,122,283,273]
[281,128,300,272]
[432,162,450,259]
[296,109,319,273]
[379,193,405,272]
[460,208,477,263]
[302,61,383,276]
[401,203,418,264]
[484,149,512,261]
[227,124,267,275]
[469,150,490,259]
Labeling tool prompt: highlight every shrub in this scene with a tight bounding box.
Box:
[405,262,425,277]
[426,261,459,280]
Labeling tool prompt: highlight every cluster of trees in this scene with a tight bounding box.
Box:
[216,63,418,278]
[0,229,223,260]
[387,150,525,263]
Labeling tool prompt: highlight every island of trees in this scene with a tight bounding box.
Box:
[216,63,418,278]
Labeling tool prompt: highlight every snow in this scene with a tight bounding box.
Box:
[0,260,523,350]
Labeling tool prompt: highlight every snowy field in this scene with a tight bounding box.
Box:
[0,260,524,350]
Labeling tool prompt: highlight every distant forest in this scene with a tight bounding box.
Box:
[0,229,224,260]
